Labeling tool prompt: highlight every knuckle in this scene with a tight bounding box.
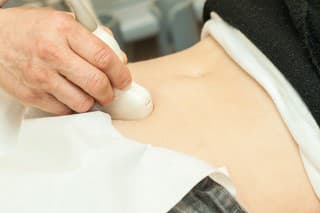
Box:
[94,47,112,70]
[47,75,60,92]
[51,12,73,32]
[117,69,132,89]
[21,90,41,104]
[86,73,108,94]
[72,96,94,113]
[100,89,114,106]
[36,41,61,62]
[25,69,50,86]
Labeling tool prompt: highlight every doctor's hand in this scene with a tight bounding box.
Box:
[0,7,131,114]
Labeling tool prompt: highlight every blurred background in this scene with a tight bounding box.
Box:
[4,0,206,62]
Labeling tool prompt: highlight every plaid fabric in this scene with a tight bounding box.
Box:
[168,177,247,213]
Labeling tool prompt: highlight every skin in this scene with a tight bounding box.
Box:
[0,0,7,6]
[113,37,320,212]
[0,7,131,115]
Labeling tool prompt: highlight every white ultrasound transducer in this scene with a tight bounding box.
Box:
[67,0,153,120]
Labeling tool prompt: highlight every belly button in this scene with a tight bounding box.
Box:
[184,69,211,78]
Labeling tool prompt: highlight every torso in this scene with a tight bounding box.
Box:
[113,38,320,212]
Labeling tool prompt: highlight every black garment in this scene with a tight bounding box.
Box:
[169,177,247,213]
[203,0,320,125]
[285,0,320,76]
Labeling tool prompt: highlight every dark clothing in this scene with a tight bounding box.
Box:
[169,177,247,213]
[203,0,320,126]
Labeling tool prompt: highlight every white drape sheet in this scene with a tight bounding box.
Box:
[0,90,236,213]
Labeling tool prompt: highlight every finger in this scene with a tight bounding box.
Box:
[99,26,113,36]
[46,72,96,113]
[32,94,73,115]
[56,50,114,106]
[21,90,72,115]
[122,51,128,64]
[66,12,76,19]
[0,69,71,115]
[100,26,128,64]
[67,22,132,89]
[0,66,72,115]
